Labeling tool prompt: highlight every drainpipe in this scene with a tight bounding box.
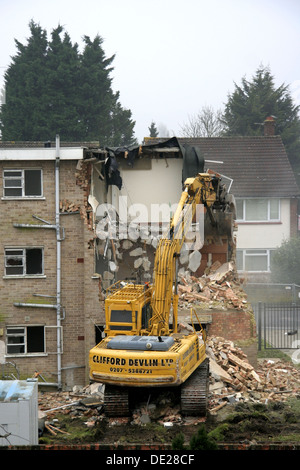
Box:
[55,134,62,389]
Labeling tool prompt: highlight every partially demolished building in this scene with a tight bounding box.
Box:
[0,129,298,388]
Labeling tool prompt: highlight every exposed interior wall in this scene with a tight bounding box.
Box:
[117,157,183,222]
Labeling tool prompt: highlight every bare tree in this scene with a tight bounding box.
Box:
[179,106,225,137]
[157,122,170,137]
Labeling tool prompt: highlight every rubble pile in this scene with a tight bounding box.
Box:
[178,260,249,310]
[38,383,104,434]
[38,338,300,434]
[207,336,300,411]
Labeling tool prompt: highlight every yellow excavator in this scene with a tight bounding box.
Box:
[89,172,235,416]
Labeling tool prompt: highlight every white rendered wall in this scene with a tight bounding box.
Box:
[236,199,290,250]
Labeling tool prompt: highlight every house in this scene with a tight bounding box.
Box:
[178,119,300,281]
[99,117,299,283]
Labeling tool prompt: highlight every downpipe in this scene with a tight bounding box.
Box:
[55,135,62,390]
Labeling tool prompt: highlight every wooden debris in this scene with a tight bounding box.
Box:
[45,422,71,435]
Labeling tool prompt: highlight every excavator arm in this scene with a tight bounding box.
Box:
[149,172,235,336]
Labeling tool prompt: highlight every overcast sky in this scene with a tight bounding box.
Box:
[1,0,300,142]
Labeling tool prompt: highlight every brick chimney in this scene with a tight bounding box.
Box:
[264,116,275,136]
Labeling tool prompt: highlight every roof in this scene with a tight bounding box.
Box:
[0,141,105,161]
[1,136,298,198]
[0,141,99,148]
[0,146,84,161]
[142,136,300,198]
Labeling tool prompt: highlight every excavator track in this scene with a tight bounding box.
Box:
[104,384,130,417]
[180,358,210,416]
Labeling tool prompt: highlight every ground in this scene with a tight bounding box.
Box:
[36,343,300,450]
[38,382,300,449]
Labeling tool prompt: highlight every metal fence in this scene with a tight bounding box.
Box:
[253,302,300,350]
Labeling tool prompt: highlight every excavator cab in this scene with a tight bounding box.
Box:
[103,281,153,336]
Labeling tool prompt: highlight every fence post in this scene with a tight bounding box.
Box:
[258,302,262,351]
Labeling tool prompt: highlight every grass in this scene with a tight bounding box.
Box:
[39,414,107,445]
[257,344,293,361]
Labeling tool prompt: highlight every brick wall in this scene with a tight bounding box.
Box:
[206,308,257,367]
[0,158,104,389]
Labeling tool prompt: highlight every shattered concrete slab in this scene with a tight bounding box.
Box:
[188,250,202,272]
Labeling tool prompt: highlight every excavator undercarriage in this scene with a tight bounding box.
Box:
[102,357,210,417]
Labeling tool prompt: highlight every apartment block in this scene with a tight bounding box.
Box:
[0,139,104,390]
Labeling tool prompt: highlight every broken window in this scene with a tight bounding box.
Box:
[5,248,43,276]
[3,169,42,197]
[6,326,45,354]
[236,249,274,272]
[236,198,280,222]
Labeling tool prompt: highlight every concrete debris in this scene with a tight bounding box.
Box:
[129,247,144,257]
[122,240,133,250]
[179,249,189,265]
[188,250,202,272]
[103,271,114,280]
[178,260,248,310]
[109,261,118,272]
[134,258,143,269]
[142,257,151,271]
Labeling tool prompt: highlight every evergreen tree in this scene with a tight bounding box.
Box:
[271,238,300,285]
[222,65,300,168]
[148,121,158,137]
[46,25,82,140]
[0,20,49,140]
[78,34,117,144]
[0,21,136,145]
[79,35,136,146]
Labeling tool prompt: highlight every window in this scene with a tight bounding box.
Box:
[5,248,43,276]
[236,198,280,222]
[6,326,45,354]
[237,249,274,272]
[109,309,136,330]
[3,169,42,197]
[142,302,152,330]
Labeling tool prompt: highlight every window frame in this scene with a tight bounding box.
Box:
[236,198,280,223]
[6,325,46,356]
[4,247,44,277]
[3,168,43,198]
[236,248,274,273]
